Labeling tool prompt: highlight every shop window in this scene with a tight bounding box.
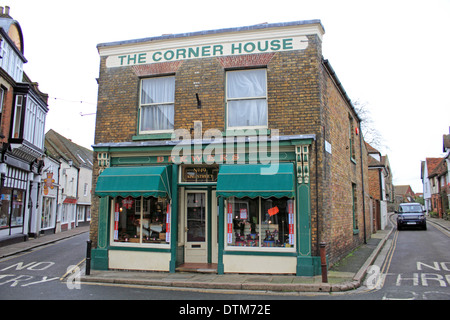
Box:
[112,196,170,245]
[139,76,175,133]
[0,188,24,228]
[226,197,295,249]
[41,197,54,229]
[226,69,267,129]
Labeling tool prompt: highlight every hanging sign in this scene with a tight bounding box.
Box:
[268,206,279,216]
[227,202,233,244]
[122,196,134,209]
[165,204,171,243]
[288,200,294,245]
[240,208,248,220]
[114,203,120,241]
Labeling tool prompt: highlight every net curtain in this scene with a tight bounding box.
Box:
[227,69,267,128]
[140,77,175,131]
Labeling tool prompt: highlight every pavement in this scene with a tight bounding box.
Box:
[1,216,449,294]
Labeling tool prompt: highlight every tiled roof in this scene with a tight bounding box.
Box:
[426,157,443,178]
[429,157,447,177]
[45,129,93,169]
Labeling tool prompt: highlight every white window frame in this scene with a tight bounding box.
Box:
[226,69,268,130]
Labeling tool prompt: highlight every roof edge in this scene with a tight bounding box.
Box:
[97,19,324,49]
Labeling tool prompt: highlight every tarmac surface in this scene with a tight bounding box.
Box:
[1,215,449,293]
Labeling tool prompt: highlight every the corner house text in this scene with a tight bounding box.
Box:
[106,36,308,68]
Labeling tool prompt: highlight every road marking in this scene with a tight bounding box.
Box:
[60,258,85,281]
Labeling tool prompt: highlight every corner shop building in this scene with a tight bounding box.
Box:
[90,20,371,276]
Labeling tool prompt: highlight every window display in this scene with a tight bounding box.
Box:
[0,188,24,229]
[226,197,294,248]
[113,196,170,245]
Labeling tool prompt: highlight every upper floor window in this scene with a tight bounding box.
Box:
[0,40,24,83]
[349,115,356,161]
[139,76,175,134]
[226,69,267,129]
[11,94,46,150]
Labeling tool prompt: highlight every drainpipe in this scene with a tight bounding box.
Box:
[358,122,367,244]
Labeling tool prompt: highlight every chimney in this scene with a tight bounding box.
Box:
[0,7,3,15]
[4,6,9,15]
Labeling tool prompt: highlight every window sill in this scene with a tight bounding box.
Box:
[132,133,173,141]
[223,129,271,137]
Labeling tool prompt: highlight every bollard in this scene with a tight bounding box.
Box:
[86,240,92,276]
[320,242,328,283]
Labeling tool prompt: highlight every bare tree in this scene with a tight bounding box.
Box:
[353,100,387,151]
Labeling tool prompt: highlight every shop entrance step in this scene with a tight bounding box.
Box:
[176,263,218,273]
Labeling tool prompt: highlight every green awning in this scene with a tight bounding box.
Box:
[95,166,171,199]
[216,163,295,199]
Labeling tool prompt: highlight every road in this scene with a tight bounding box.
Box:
[355,218,450,300]
[0,218,449,303]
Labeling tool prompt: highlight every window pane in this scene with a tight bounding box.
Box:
[140,104,174,131]
[227,69,267,128]
[141,197,169,244]
[10,190,24,227]
[186,193,206,242]
[226,197,295,248]
[227,69,266,98]
[261,197,294,247]
[114,196,140,243]
[0,188,12,228]
[226,197,259,247]
[113,196,169,244]
[228,100,267,127]
[141,77,175,104]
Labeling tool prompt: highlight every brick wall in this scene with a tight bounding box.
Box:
[321,64,371,264]
[368,168,382,200]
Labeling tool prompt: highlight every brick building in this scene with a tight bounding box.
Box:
[366,142,393,230]
[90,20,371,276]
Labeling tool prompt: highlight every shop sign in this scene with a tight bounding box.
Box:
[182,166,218,183]
[106,36,308,68]
[43,173,55,195]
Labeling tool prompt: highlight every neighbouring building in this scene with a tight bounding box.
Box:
[43,129,93,233]
[421,157,443,213]
[394,185,416,207]
[90,20,371,276]
[428,157,448,218]
[366,142,393,230]
[0,6,49,244]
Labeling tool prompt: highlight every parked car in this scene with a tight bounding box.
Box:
[395,203,427,230]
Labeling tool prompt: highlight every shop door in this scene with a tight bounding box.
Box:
[184,190,208,263]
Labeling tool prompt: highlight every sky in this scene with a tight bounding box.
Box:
[4,0,450,193]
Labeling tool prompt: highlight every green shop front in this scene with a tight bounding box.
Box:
[91,135,321,276]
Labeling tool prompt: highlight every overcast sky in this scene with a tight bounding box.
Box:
[5,0,450,193]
